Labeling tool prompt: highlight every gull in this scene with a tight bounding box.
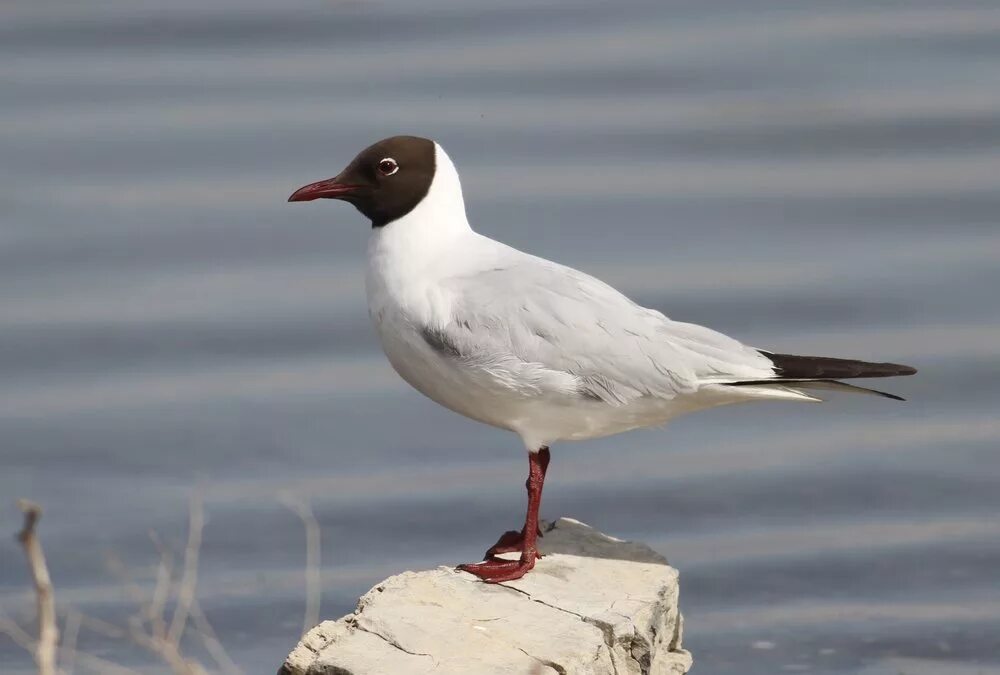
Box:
[288,136,916,582]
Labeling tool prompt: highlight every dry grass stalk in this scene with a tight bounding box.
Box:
[168,492,204,648]
[7,491,322,675]
[16,500,59,675]
[279,494,322,635]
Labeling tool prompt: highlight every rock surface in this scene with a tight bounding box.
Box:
[280,518,692,675]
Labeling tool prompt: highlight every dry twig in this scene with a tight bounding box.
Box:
[16,499,58,675]
[278,494,322,634]
[7,493,258,675]
[147,529,174,639]
[189,599,242,675]
[168,491,204,648]
[0,614,35,652]
[109,492,217,675]
[127,614,207,675]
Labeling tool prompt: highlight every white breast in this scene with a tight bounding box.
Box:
[361,143,759,449]
[363,143,516,426]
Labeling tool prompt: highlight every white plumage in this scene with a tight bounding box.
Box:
[366,143,816,450]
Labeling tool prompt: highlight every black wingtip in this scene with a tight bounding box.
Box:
[760,352,918,379]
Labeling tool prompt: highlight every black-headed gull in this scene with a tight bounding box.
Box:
[288,136,916,582]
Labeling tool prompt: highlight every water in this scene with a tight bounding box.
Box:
[2,1,999,672]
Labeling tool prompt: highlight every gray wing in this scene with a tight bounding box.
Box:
[433,255,776,405]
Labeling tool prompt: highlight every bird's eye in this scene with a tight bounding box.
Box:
[378,158,399,176]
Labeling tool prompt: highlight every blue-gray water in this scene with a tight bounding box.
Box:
[2,1,999,673]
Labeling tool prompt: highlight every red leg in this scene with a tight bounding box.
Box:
[459,447,550,583]
[482,447,550,558]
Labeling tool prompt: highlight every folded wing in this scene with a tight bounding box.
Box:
[435,255,777,405]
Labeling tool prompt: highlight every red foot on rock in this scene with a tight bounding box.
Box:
[457,551,538,583]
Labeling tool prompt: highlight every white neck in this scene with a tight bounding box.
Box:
[366,143,479,312]
[372,142,471,244]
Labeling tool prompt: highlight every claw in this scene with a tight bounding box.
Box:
[458,551,538,583]
[483,526,545,559]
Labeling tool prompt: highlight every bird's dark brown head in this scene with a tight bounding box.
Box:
[288,135,436,228]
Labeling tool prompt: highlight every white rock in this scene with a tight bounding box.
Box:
[280,518,692,675]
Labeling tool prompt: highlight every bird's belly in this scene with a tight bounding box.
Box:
[499,394,710,446]
[371,316,515,427]
[373,316,733,447]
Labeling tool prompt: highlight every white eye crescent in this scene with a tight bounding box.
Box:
[378,157,399,176]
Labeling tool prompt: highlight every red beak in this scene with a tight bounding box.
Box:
[287,177,363,202]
